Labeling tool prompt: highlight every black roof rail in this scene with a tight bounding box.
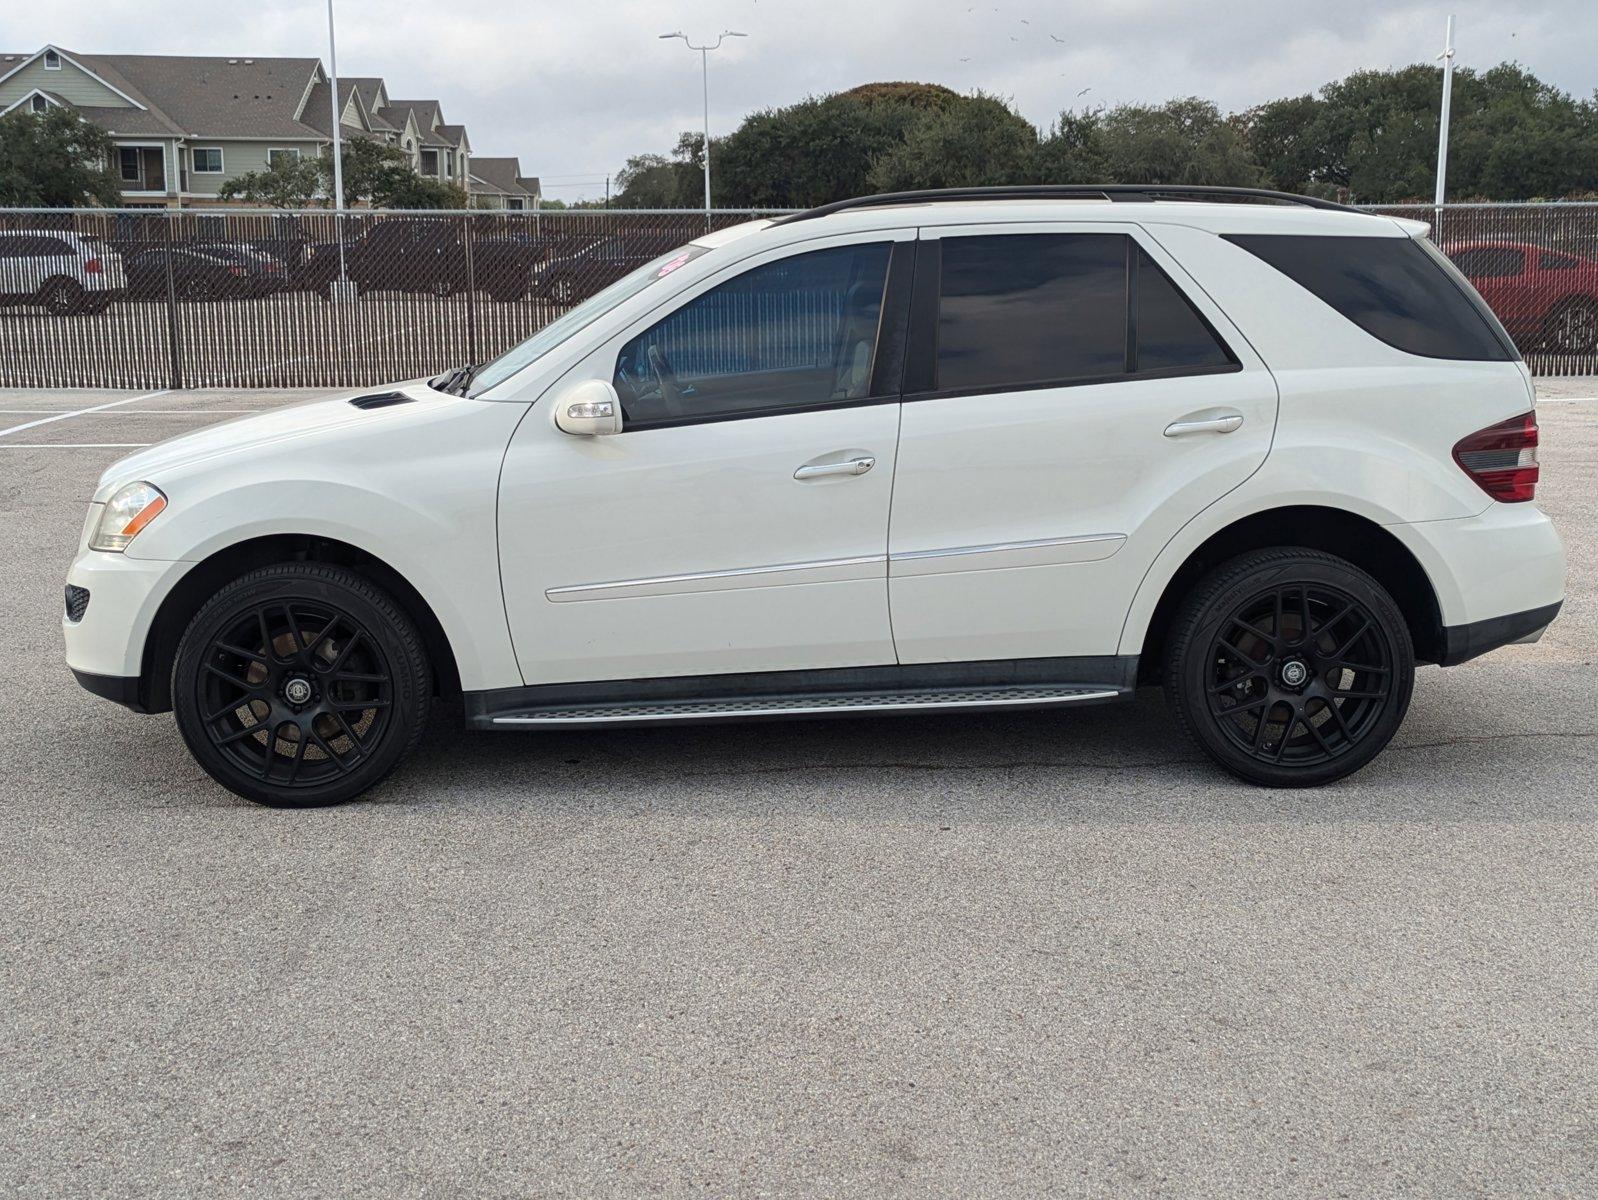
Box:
[771,184,1352,224]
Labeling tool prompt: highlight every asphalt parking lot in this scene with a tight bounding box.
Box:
[2,382,1595,1197]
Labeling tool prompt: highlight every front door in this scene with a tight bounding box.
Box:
[887,222,1279,664]
[498,231,913,685]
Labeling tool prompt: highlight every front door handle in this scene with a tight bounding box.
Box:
[794,455,875,480]
[1164,410,1244,437]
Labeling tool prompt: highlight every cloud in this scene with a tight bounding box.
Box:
[8,0,1595,200]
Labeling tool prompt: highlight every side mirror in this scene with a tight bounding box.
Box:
[553,379,623,437]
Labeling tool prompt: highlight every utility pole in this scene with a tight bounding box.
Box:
[1434,15,1456,231]
[659,30,747,214]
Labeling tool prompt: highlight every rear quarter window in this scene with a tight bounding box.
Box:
[1224,233,1517,362]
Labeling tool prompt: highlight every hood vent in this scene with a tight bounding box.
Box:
[349,391,413,411]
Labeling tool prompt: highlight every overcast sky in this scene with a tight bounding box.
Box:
[7,1,1596,200]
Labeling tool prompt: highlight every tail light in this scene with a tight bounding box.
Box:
[1453,412,1539,502]
[229,265,247,277]
[84,257,102,275]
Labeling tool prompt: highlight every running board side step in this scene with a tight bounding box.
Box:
[477,683,1126,729]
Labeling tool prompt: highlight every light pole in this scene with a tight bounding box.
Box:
[326,0,349,292]
[659,30,747,213]
[1434,15,1456,231]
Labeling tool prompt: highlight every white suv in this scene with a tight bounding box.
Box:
[62,186,1566,806]
[0,229,126,315]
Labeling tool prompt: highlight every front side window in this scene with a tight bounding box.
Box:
[1226,233,1517,362]
[613,242,893,427]
[192,147,223,174]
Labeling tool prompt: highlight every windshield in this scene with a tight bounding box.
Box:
[468,243,710,396]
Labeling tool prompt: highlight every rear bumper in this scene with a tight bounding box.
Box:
[1440,600,1562,666]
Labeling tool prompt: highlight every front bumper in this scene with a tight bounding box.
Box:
[63,548,187,707]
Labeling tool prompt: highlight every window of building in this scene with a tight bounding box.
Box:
[267,148,302,169]
[43,49,61,70]
[118,147,143,184]
[192,147,224,174]
[30,94,48,113]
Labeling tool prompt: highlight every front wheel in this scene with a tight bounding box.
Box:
[1164,548,1414,787]
[172,563,431,807]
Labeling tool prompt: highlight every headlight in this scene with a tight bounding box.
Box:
[90,482,167,552]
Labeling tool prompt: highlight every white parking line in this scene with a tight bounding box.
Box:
[0,408,258,416]
[0,389,172,439]
[1538,396,1598,404]
[0,443,153,449]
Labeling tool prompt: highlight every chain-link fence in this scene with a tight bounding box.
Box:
[2,202,1596,389]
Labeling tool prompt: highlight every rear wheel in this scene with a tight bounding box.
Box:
[172,563,431,807]
[1164,548,1414,787]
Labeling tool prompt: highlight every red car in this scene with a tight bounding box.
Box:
[1448,240,1598,353]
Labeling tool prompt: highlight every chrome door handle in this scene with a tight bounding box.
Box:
[794,455,875,480]
[1164,412,1244,437]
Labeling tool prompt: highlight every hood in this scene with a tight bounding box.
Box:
[93,380,451,500]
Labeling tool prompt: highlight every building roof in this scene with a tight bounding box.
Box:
[471,157,529,196]
[436,123,468,150]
[74,52,324,138]
[380,102,451,147]
[516,176,541,198]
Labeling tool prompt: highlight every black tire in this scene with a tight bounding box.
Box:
[1164,548,1414,787]
[172,563,431,807]
[39,278,86,317]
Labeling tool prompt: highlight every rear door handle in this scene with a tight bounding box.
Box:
[1164,410,1244,437]
[794,455,875,480]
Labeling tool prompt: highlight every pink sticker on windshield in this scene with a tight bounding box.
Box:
[656,252,693,279]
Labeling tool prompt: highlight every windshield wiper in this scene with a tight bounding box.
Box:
[429,362,479,396]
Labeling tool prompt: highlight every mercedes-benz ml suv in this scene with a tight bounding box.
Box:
[63,186,1566,806]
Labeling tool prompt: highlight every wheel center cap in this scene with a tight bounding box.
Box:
[1280,659,1309,689]
[284,677,314,706]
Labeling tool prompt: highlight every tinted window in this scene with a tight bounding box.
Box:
[1135,247,1235,371]
[1227,234,1515,361]
[936,234,1126,391]
[1539,251,1580,271]
[33,237,72,256]
[614,242,892,427]
[1452,247,1525,278]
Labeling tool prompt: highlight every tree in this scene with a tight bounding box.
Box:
[1076,98,1262,187]
[867,93,1038,192]
[612,132,703,208]
[320,137,467,208]
[219,155,323,207]
[0,107,121,207]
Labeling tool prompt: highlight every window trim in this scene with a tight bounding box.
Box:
[903,229,1242,402]
[43,49,61,70]
[609,236,915,434]
[191,146,224,174]
[266,147,303,169]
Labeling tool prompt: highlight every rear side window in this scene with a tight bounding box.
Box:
[937,234,1127,391]
[1539,251,1580,271]
[930,233,1237,393]
[1225,234,1516,361]
[1134,247,1235,372]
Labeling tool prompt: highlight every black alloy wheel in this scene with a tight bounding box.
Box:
[173,563,430,806]
[1165,548,1414,786]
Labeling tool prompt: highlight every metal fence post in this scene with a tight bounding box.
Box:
[161,210,183,390]
[462,212,478,364]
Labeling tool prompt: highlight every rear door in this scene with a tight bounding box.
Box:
[887,221,1277,664]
